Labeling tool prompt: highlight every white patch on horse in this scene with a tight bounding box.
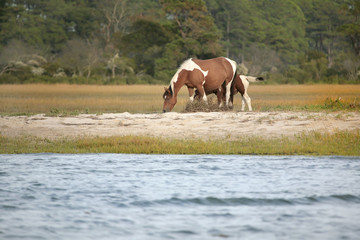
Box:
[239,75,252,111]
[189,94,195,102]
[224,57,237,78]
[224,57,237,106]
[202,86,208,102]
[225,83,232,106]
[170,58,208,94]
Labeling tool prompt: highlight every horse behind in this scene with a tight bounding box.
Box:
[194,74,264,111]
[230,74,264,111]
[162,57,237,112]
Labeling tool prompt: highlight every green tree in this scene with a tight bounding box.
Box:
[65,1,99,40]
[57,38,103,78]
[206,0,259,60]
[0,0,359,84]
[97,0,133,45]
[155,0,223,81]
[339,0,360,56]
[160,0,223,58]
[0,0,69,52]
[0,0,98,53]
[117,18,171,76]
[298,0,348,67]
[259,0,307,62]
[206,0,307,73]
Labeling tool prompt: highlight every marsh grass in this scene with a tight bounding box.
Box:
[1,130,359,155]
[2,84,359,155]
[183,96,230,112]
[0,84,183,115]
[249,84,360,112]
[0,84,359,115]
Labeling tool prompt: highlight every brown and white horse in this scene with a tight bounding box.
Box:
[162,57,237,112]
[230,74,264,111]
[194,74,264,111]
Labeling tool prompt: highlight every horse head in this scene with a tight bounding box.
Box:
[162,86,177,112]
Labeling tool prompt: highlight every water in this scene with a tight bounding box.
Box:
[1,154,360,240]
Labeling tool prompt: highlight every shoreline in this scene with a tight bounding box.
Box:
[1,111,359,140]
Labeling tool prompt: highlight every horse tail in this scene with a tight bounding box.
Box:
[232,70,237,81]
[245,76,264,83]
[231,69,237,85]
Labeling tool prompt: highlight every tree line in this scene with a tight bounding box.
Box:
[0,0,359,84]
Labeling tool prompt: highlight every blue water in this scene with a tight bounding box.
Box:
[1,154,360,240]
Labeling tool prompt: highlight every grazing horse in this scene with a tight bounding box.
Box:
[162,57,237,112]
[194,74,264,111]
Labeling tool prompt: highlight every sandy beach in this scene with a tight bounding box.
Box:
[1,111,359,140]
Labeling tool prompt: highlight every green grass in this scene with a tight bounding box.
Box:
[1,130,359,156]
[255,97,360,112]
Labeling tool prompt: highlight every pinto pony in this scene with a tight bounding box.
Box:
[162,57,237,112]
[230,74,264,111]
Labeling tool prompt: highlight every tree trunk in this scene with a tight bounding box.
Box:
[327,22,333,68]
[327,39,333,68]
[112,65,116,78]
[87,66,91,79]
[226,12,230,58]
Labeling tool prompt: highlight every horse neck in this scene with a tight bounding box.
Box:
[171,76,185,98]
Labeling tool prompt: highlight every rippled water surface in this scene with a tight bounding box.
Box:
[1,154,360,240]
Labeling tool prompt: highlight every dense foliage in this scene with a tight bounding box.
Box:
[0,0,359,84]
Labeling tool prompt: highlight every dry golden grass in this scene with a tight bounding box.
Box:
[240,84,360,111]
[0,84,186,114]
[0,84,359,115]
[258,85,359,111]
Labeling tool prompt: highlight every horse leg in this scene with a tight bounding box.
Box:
[216,88,223,107]
[196,84,208,103]
[188,87,195,102]
[218,84,227,108]
[241,95,246,111]
[243,93,252,111]
[228,93,234,109]
[225,82,232,107]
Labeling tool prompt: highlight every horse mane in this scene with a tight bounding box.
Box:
[170,58,193,93]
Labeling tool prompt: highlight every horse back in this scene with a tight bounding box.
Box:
[180,68,206,88]
[192,57,236,90]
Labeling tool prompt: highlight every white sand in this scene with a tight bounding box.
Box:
[1,111,359,140]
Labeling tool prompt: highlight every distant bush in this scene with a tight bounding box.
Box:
[0,74,21,84]
[0,65,359,85]
[0,72,176,85]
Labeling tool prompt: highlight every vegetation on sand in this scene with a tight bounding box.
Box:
[1,131,359,156]
[1,84,359,155]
